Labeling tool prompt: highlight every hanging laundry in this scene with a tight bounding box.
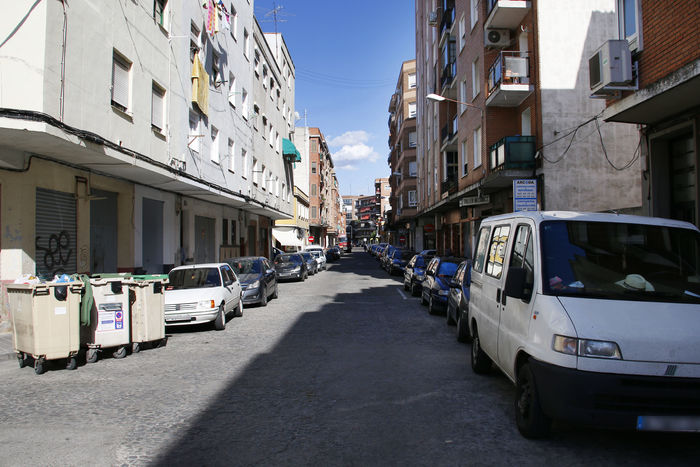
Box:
[206,0,219,35]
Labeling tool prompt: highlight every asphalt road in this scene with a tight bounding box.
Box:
[0,248,698,466]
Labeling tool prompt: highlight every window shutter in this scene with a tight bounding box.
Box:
[112,55,129,109]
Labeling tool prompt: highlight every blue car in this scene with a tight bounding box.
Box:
[388,249,416,276]
[403,253,435,296]
[446,260,472,342]
[421,256,463,315]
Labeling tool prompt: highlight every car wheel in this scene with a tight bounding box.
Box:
[411,281,420,297]
[272,284,279,299]
[456,312,470,343]
[260,288,268,307]
[428,295,439,315]
[403,280,409,291]
[446,302,456,325]
[515,361,552,439]
[470,327,492,374]
[420,289,428,306]
[235,300,244,317]
[214,304,226,330]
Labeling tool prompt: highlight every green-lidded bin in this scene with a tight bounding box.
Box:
[126,275,168,351]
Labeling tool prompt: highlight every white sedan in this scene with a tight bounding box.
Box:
[164,263,242,330]
[304,248,327,271]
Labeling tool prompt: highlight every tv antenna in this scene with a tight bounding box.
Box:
[258,2,294,34]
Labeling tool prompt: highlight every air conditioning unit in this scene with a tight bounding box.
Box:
[485,28,510,48]
[589,40,634,97]
[428,11,438,26]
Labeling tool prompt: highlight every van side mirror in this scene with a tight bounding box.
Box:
[504,267,527,299]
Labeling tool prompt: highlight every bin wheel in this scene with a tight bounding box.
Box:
[86,348,99,364]
[34,358,45,375]
[113,346,127,359]
[132,342,141,353]
[17,353,27,369]
[66,357,77,370]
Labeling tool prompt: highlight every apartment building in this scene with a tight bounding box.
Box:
[387,60,418,250]
[599,0,700,228]
[0,1,294,326]
[415,0,640,255]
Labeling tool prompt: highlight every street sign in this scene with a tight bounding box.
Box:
[399,235,406,244]
[424,223,435,233]
[459,194,490,206]
[308,236,315,243]
[513,179,537,211]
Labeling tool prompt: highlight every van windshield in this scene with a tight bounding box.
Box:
[540,220,700,303]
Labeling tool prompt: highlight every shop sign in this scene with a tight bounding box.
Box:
[459,194,490,206]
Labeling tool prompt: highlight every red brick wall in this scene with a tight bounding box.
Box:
[637,0,700,88]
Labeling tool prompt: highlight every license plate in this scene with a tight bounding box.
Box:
[165,314,191,322]
[637,415,700,432]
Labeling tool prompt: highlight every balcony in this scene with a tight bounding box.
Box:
[441,179,458,197]
[441,61,456,89]
[486,51,533,107]
[485,0,532,30]
[439,7,455,46]
[440,115,458,148]
[483,135,536,188]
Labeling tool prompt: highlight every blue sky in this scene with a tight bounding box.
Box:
[256,0,416,196]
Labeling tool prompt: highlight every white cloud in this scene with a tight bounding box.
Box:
[332,143,379,163]
[327,130,370,147]
[337,164,358,171]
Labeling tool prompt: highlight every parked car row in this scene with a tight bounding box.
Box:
[164,248,340,330]
[397,211,700,439]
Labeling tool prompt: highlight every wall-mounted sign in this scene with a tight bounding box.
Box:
[459,194,490,207]
[424,223,435,233]
[513,179,537,211]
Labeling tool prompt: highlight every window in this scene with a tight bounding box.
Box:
[461,140,468,177]
[188,111,200,152]
[618,0,641,51]
[241,88,248,119]
[311,206,317,219]
[486,225,511,279]
[111,51,131,112]
[473,127,481,168]
[190,22,201,63]
[311,184,317,196]
[471,58,480,99]
[154,0,167,28]
[311,162,317,174]
[509,224,534,302]
[261,165,267,190]
[229,4,238,39]
[243,29,250,59]
[521,107,532,136]
[408,102,417,118]
[241,148,248,178]
[473,226,491,273]
[228,73,236,107]
[408,190,417,207]
[310,139,318,152]
[253,158,259,185]
[210,126,219,163]
[408,131,417,148]
[211,51,221,85]
[228,138,235,172]
[151,82,165,131]
[409,161,417,177]
[408,73,416,88]
[459,15,466,51]
[470,0,479,29]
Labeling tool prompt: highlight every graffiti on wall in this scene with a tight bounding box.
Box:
[35,230,73,277]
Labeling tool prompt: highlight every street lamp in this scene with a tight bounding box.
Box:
[426,93,483,115]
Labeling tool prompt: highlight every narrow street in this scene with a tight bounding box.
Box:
[0,250,698,466]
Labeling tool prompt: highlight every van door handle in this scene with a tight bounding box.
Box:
[496,288,501,303]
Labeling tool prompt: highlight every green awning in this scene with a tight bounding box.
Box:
[283,138,301,162]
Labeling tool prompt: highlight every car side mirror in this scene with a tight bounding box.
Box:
[426,270,434,277]
[266,269,274,274]
[448,279,459,288]
[504,267,527,299]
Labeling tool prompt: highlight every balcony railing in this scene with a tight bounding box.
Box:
[486,51,533,107]
[441,179,458,196]
[440,116,458,145]
[441,61,456,88]
[485,0,532,30]
[440,7,455,39]
[488,135,536,171]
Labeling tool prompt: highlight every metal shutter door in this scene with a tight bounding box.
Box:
[35,188,77,278]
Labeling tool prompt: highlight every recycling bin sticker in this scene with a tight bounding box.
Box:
[115,310,124,329]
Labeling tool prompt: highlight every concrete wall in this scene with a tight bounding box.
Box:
[538,0,641,212]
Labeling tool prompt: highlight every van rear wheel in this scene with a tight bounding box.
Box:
[515,361,551,438]
[470,327,492,374]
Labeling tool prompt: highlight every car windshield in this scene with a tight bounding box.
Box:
[276,255,301,265]
[414,256,427,268]
[229,259,261,275]
[541,220,700,303]
[301,253,313,260]
[168,267,220,289]
[437,261,459,278]
[308,251,322,258]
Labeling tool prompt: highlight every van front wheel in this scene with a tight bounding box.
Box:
[470,327,492,374]
[515,362,551,439]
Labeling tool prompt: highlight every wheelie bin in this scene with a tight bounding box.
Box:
[80,276,131,363]
[7,281,83,374]
[127,274,168,352]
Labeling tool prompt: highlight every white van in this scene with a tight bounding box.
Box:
[467,211,700,438]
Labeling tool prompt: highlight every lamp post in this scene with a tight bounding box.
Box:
[426,93,484,116]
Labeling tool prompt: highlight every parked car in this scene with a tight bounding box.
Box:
[446,259,471,342]
[421,256,462,315]
[468,211,700,438]
[387,249,416,276]
[226,256,278,307]
[326,246,341,261]
[403,253,435,296]
[164,263,242,330]
[304,249,327,271]
[419,249,437,256]
[300,252,319,275]
[374,243,388,259]
[380,245,398,270]
[274,253,308,281]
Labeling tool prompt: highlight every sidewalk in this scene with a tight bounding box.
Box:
[0,332,14,360]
